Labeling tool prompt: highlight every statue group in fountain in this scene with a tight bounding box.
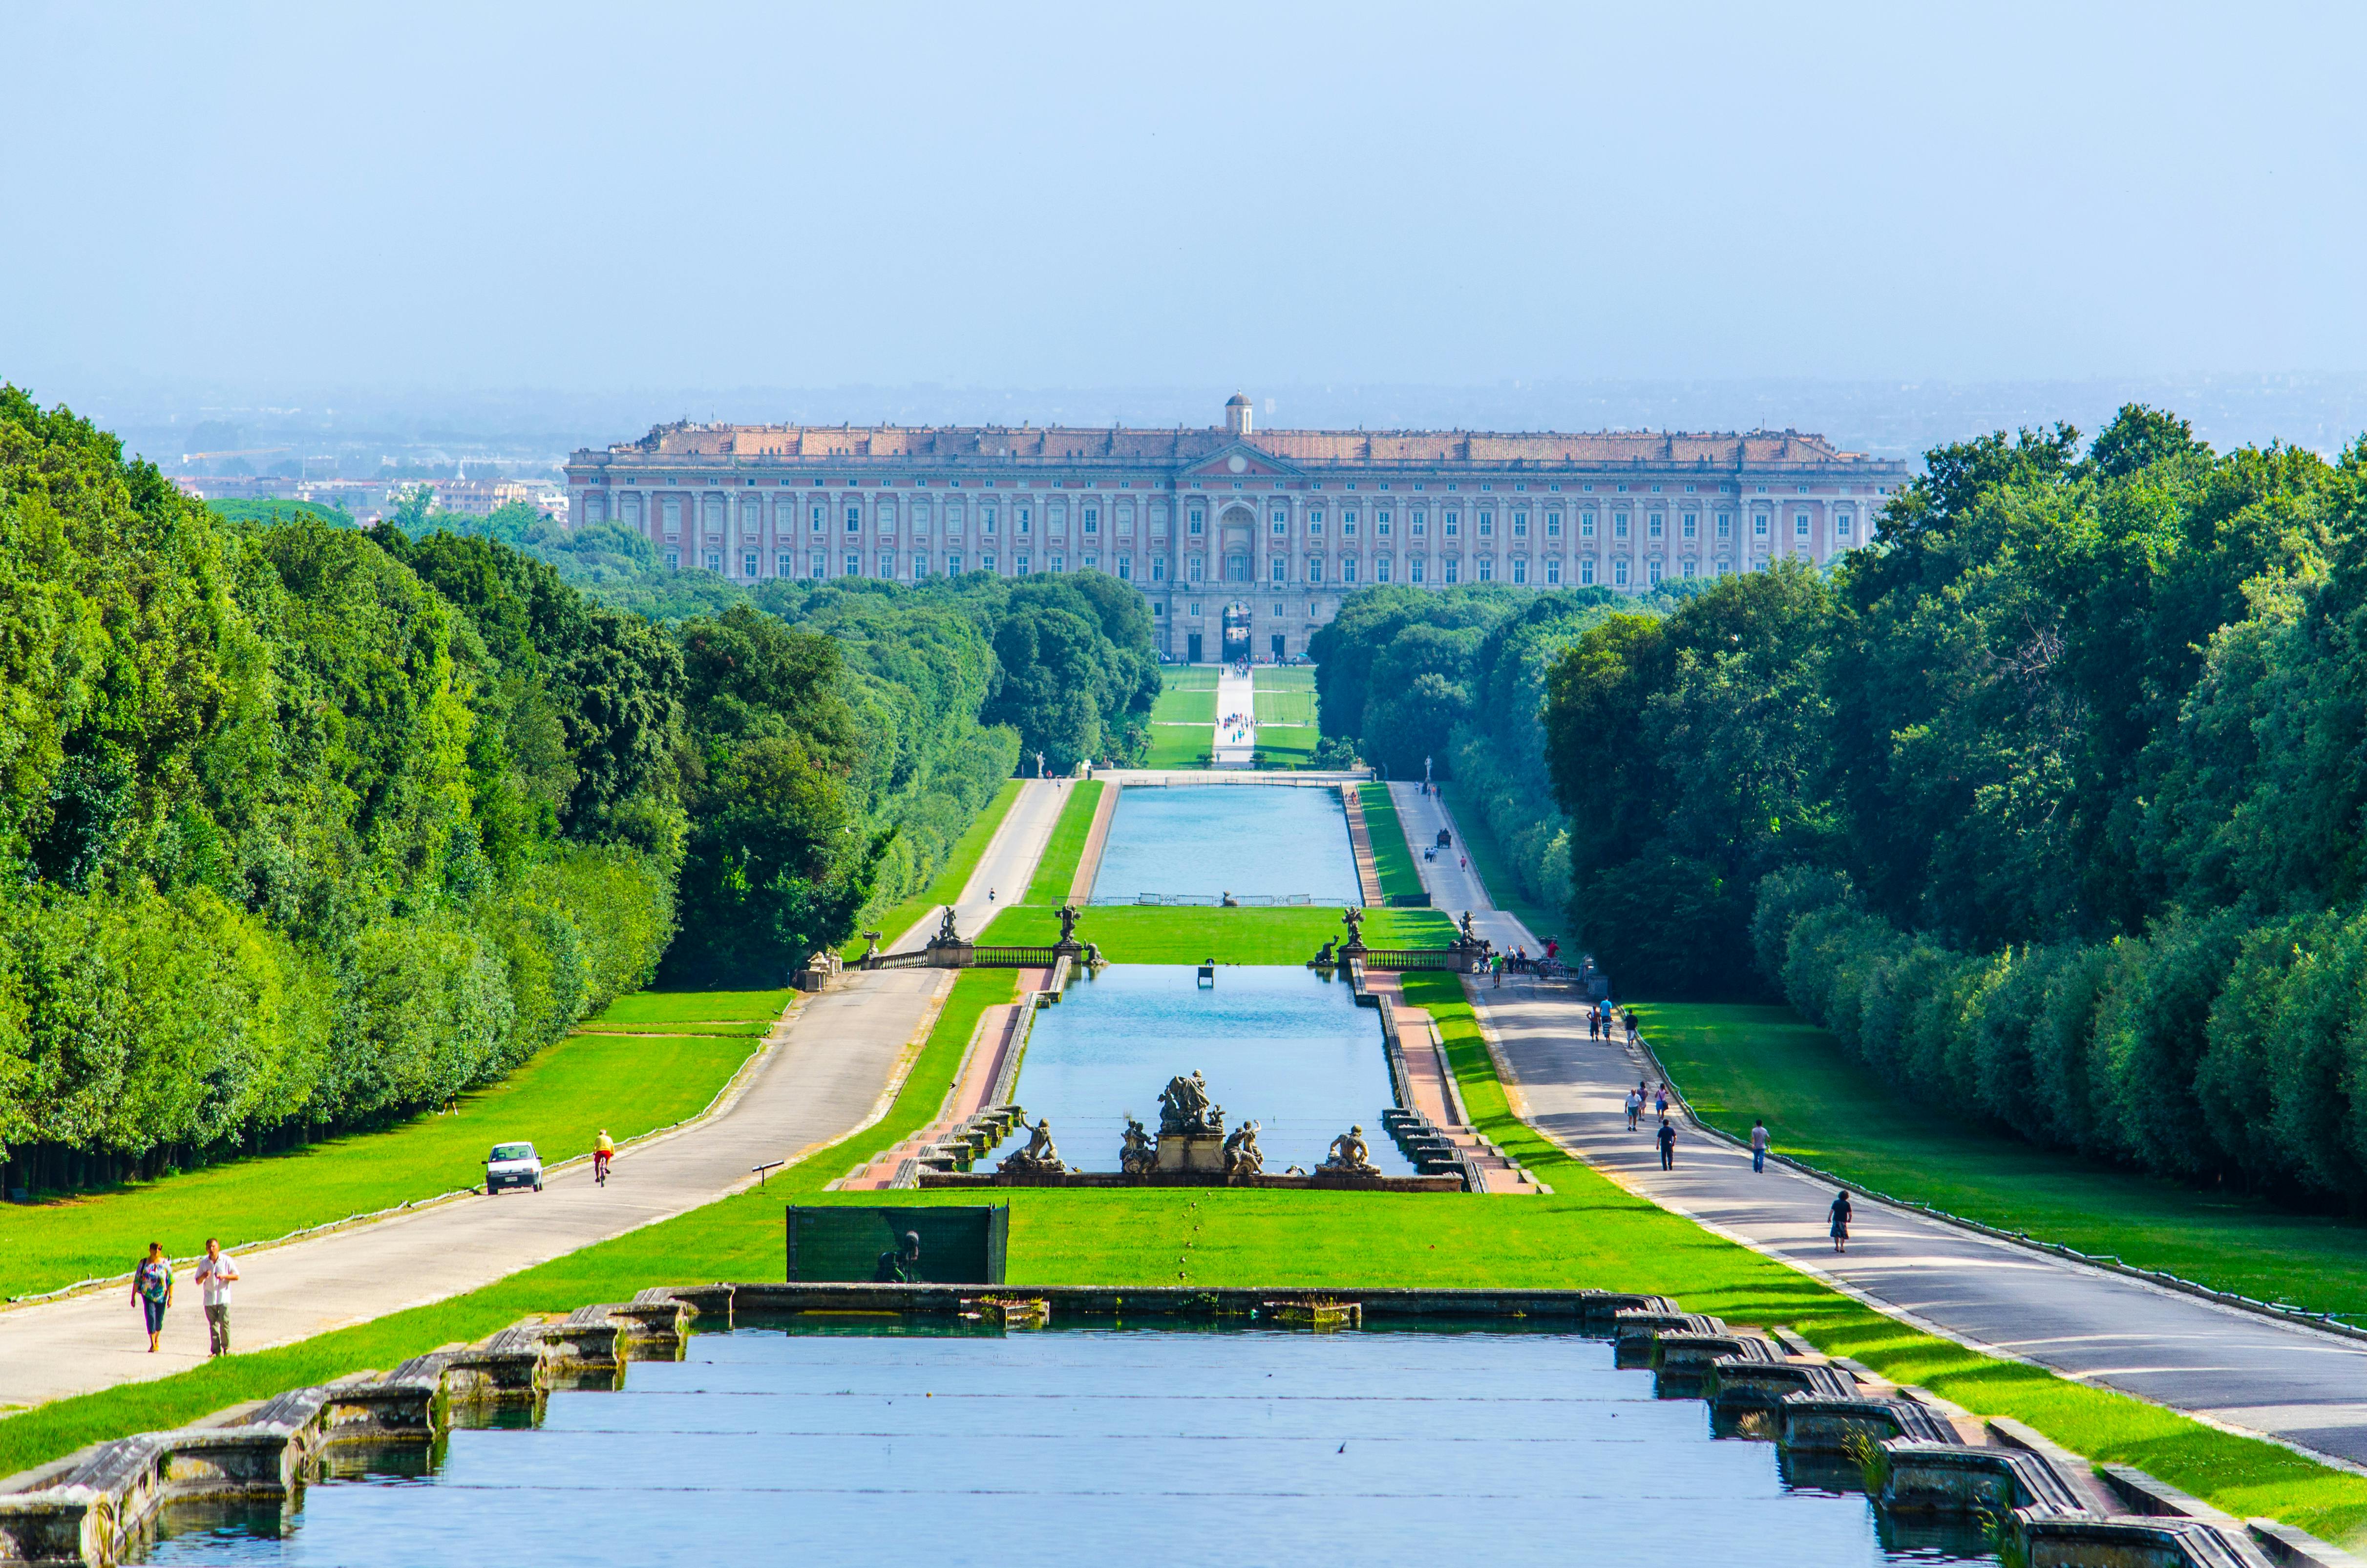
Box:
[1119,1116,1156,1175]
[1158,1070,1223,1137]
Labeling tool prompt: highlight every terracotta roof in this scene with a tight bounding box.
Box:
[585,420,1884,469]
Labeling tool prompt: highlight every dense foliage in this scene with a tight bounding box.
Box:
[1310,583,1672,918]
[1544,405,2367,1206]
[0,395,1161,1190]
[0,393,680,1190]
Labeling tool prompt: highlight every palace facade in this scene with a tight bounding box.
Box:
[563,397,1912,661]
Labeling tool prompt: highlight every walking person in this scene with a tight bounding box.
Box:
[1656,1116,1677,1171]
[594,1128,615,1187]
[1750,1117,1770,1173]
[1625,1089,1641,1130]
[131,1243,173,1353]
[1654,1083,1669,1120]
[193,1238,239,1356]
[1829,1189,1855,1254]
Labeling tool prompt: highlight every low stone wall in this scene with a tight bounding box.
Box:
[4,1282,2322,1568]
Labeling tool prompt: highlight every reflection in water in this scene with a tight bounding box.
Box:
[1010,966,1412,1174]
[139,1325,1998,1567]
[1091,786,1361,903]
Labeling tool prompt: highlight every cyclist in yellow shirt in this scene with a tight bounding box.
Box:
[594,1129,615,1186]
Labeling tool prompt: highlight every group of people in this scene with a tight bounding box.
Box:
[129,1237,239,1356]
[1588,1006,1639,1044]
[1599,1013,1853,1250]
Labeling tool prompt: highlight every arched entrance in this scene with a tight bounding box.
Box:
[1221,602,1252,663]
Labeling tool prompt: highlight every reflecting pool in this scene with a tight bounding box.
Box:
[140,1324,1998,1567]
[1090,785,1361,904]
[1009,965,1410,1174]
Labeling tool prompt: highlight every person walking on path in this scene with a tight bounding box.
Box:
[131,1243,173,1353]
[594,1129,615,1187]
[193,1238,239,1356]
[1750,1118,1771,1173]
[1625,1089,1642,1130]
[1656,1116,1677,1171]
[1829,1189,1855,1253]
[1626,1014,1639,1046]
[1654,1084,1669,1119]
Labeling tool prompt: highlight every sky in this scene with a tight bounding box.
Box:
[6,0,2367,401]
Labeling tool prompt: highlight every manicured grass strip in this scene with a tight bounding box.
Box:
[841,780,1024,959]
[1158,665,1220,690]
[2,1030,766,1301]
[1151,678,1216,726]
[1253,723,1317,767]
[980,904,1453,964]
[1358,784,1424,900]
[591,989,793,1025]
[1144,725,1213,769]
[1021,779,1104,905]
[574,1019,770,1038]
[0,968,1016,1474]
[1251,676,1316,726]
[1638,1000,2367,1322]
[1437,779,1564,942]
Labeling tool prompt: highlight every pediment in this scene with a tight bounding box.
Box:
[1183,443,1303,480]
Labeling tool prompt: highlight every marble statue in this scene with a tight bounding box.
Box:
[1158,1070,1223,1136]
[1222,1120,1265,1178]
[933,907,962,946]
[1320,1124,1377,1175]
[1119,1116,1156,1175]
[999,1117,1068,1175]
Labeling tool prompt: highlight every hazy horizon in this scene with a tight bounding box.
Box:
[8,0,2367,404]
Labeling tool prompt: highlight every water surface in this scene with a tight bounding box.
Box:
[140,1325,1996,1567]
[1009,965,1410,1174]
[1091,785,1360,904]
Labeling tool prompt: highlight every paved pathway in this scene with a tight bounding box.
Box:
[1396,783,2367,1468]
[0,784,1067,1412]
[1479,975,2367,1468]
[888,779,1066,949]
[1213,665,1255,766]
[1390,783,1525,949]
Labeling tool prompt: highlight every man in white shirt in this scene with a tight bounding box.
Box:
[194,1237,239,1356]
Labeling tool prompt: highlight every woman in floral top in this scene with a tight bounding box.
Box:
[130,1242,173,1352]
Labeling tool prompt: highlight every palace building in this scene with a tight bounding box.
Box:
[563,397,1912,661]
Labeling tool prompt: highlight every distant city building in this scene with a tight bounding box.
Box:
[169,474,388,525]
[564,397,1913,661]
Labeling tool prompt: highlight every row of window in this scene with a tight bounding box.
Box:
[596,492,1859,547]
[599,473,1887,498]
[670,546,1803,591]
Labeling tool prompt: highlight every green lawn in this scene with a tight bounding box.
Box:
[984,904,1454,963]
[1252,669,1316,726]
[1253,723,1317,767]
[840,781,1022,958]
[15,966,2367,1547]
[1145,725,1213,769]
[1358,783,1424,900]
[1439,779,1564,942]
[1021,779,1104,904]
[1639,1000,2367,1322]
[591,989,791,1025]
[1,990,784,1301]
[1151,671,1217,726]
